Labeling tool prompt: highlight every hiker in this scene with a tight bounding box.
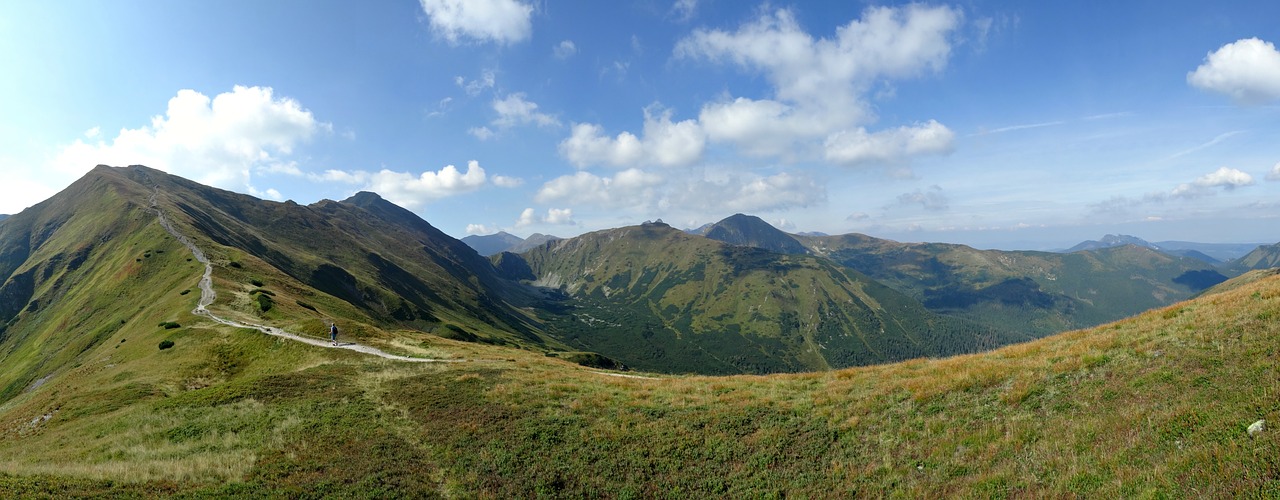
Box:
[330,322,339,346]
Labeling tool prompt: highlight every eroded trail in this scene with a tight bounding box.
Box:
[148,190,457,363]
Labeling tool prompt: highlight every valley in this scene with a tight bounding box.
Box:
[1,166,1278,496]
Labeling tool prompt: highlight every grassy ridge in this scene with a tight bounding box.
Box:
[2,272,1279,496]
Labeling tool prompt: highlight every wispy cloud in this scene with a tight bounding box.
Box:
[971,120,1064,136]
[1167,130,1244,160]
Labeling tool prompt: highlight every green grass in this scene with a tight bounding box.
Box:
[2,272,1278,496]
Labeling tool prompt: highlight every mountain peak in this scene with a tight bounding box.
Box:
[704,214,808,255]
[1067,234,1157,253]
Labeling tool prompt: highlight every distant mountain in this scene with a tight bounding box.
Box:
[1151,241,1263,262]
[0,214,8,222]
[510,221,1021,374]
[462,231,525,256]
[1066,234,1157,252]
[797,232,1228,337]
[685,222,715,235]
[703,214,810,255]
[509,233,562,253]
[1230,242,1280,272]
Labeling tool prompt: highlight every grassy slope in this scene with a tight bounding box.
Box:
[2,270,1278,496]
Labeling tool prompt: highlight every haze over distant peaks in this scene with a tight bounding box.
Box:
[462,231,563,256]
[1065,234,1263,262]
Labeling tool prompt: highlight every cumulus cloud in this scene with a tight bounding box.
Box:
[319,160,501,209]
[52,85,327,196]
[491,93,560,129]
[1092,167,1258,213]
[535,167,824,215]
[466,223,497,235]
[516,207,575,227]
[420,0,533,45]
[570,5,961,170]
[1270,162,1280,181]
[1188,38,1280,105]
[559,106,704,168]
[824,120,954,166]
[535,168,665,208]
[492,174,523,187]
[1171,167,1255,198]
[894,185,949,211]
[676,5,958,106]
[677,171,825,213]
[553,40,577,59]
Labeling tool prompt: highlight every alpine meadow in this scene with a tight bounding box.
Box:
[4,1,1280,497]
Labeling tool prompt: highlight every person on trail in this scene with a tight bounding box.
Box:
[330,322,339,346]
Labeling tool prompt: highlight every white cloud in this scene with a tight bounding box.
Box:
[614,3,957,166]
[559,106,704,168]
[894,185,949,211]
[698,97,832,157]
[1269,162,1280,181]
[466,223,497,235]
[469,126,495,140]
[515,207,575,227]
[456,71,496,96]
[1188,38,1280,105]
[553,40,577,59]
[420,0,533,45]
[676,5,959,107]
[492,175,523,187]
[824,120,954,166]
[665,169,826,213]
[492,93,560,129]
[1171,166,1255,198]
[321,160,493,209]
[52,86,327,196]
[535,168,665,208]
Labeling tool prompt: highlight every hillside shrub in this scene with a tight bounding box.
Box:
[296,300,317,311]
[249,278,264,287]
[158,322,181,329]
[158,340,175,350]
[256,293,274,313]
[228,261,242,268]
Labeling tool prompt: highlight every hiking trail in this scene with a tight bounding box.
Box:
[148,189,458,363]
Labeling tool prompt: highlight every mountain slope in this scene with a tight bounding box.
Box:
[799,233,1228,336]
[1231,242,1280,272]
[512,221,1020,374]
[2,245,1278,496]
[128,166,547,345]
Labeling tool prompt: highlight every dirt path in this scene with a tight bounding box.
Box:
[148,190,458,363]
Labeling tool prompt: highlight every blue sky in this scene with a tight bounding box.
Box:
[2,1,1279,249]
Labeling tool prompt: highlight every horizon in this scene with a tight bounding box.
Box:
[3,1,1279,249]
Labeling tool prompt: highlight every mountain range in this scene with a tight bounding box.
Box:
[2,165,1280,495]
[462,231,562,256]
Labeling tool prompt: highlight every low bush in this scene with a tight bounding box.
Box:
[158,322,181,329]
[158,340,175,350]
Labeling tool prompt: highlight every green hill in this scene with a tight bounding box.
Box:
[799,233,1229,337]
[510,221,1023,374]
[2,224,1278,496]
